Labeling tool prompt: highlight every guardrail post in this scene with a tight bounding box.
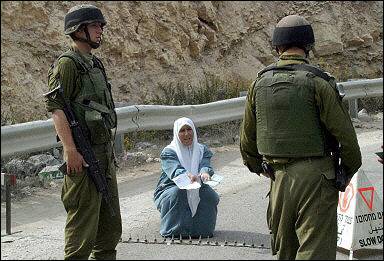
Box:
[239,91,247,97]
[348,99,359,119]
[114,134,124,156]
[114,102,129,156]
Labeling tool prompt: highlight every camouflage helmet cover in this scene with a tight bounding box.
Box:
[272,15,315,50]
[64,4,106,35]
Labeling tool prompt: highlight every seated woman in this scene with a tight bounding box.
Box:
[154,117,220,238]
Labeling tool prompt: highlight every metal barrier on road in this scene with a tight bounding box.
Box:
[1,78,382,158]
[121,234,270,249]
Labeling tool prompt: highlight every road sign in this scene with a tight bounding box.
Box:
[337,169,383,259]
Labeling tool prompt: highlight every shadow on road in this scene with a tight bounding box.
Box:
[337,247,383,260]
[213,229,270,246]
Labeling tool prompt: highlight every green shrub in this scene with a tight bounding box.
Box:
[149,74,250,106]
[359,97,383,113]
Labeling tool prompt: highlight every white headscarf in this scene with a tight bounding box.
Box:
[166,117,204,217]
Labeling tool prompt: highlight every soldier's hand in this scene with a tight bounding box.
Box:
[64,147,89,175]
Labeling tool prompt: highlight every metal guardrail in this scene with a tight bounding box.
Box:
[338,78,383,100]
[116,97,245,134]
[338,78,383,118]
[1,78,382,158]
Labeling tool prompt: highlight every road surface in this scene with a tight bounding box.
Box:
[1,128,383,260]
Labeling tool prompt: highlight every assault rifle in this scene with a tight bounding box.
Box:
[332,83,348,192]
[261,161,275,181]
[331,140,348,192]
[44,85,116,216]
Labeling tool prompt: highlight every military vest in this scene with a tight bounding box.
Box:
[52,50,117,145]
[254,64,331,158]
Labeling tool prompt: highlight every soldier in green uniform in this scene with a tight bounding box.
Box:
[240,15,362,260]
[44,4,122,260]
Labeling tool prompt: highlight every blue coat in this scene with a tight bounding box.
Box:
[153,145,220,238]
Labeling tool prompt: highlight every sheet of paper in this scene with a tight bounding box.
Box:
[203,174,224,187]
[172,174,201,190]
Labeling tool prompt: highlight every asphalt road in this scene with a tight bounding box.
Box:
[1,129,383,260]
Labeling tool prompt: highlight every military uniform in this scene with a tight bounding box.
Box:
[240,54,362,259]
[45,47,122,260]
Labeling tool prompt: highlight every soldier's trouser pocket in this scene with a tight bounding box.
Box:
[266,179,278,255]
[317,157,338,216]
[295,157,339,260]
[61,170,93,211]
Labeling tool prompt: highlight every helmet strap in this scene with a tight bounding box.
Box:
[276,46,289,55]
[71,25,101,49]
[84,26,101,49]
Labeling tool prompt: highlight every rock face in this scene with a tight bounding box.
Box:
[1,1,383,124]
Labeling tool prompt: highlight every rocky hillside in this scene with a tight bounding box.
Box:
[1,1,383,124]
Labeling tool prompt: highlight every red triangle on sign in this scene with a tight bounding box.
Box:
[357,187,375,210]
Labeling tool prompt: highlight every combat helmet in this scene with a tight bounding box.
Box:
[64,4,106,35]
[272,15,315,54]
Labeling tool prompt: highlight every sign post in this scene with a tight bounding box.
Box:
[1,172,16,235]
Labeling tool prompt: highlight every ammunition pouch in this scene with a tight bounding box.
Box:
[79,99,117,129]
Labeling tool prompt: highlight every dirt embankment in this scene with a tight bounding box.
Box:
[1,1,383,124]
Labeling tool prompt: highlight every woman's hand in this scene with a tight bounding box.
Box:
[187,173,199,182]
[199,172,211,182]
